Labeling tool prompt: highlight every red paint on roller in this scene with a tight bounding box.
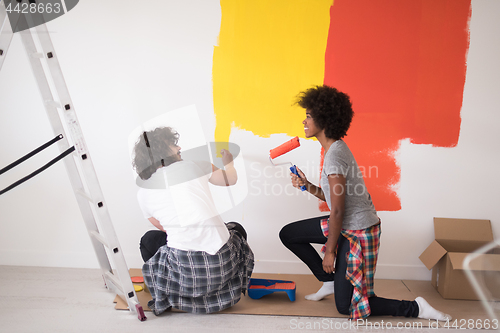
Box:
[270,136,300,159]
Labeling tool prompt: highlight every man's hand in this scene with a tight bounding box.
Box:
[220,149,233,167]
[209,149,237,186]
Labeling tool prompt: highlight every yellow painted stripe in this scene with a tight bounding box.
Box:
[213,0,332,145]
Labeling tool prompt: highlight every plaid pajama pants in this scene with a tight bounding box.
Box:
[321,219,381,320]
[142,230,254,314]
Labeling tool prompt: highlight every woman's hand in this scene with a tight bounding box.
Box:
[290,167,326,200]
[290,166,308,189]
[322,251,336,274]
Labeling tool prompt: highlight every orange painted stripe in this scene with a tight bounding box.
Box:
[321,0,471,211]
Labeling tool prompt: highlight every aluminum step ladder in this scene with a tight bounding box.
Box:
[0,1,146,321]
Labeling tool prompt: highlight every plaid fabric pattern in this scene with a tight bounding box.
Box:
[320,218,381,320]
[319,218,330,254]
[142,231,254,314]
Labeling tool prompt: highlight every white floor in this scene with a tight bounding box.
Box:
[0,265,487,333]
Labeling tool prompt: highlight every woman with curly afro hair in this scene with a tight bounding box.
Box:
[279,85,450,321]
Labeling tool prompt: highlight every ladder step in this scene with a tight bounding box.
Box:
[90,230,109,248]
[104,271,124,295]
[75,189,93,202]
[45,100,63,109]
[29,52,45,59]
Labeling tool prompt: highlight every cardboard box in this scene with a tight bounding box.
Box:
[419,217,500,300]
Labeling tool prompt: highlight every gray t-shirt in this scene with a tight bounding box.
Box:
[320,140,379,230]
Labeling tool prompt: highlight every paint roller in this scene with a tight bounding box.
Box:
[269,136,306,191]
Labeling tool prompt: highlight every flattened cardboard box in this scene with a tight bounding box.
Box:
[419,217,500,300]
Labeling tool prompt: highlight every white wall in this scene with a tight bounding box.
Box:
[0,0,499,280]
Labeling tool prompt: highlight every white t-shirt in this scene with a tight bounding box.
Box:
[137,160,229,254]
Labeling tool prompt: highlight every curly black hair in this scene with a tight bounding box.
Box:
[132,127,180,180]
[296,85,354,140]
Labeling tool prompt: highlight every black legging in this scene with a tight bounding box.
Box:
[139,230,168,262]
[280,216,419,317]
[140,222,247,262]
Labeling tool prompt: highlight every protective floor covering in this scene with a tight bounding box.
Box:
[114,270,497,328]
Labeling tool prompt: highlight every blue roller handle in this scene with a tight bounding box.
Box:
[290,165,306,191]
